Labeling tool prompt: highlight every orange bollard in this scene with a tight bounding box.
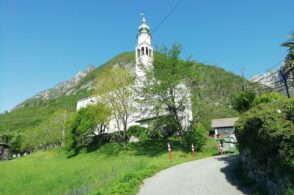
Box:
[167,143,172,161]
[192,144,195,159]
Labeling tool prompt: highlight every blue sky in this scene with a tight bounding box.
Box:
[1,0,293,113]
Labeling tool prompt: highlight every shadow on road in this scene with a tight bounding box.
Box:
[217,155,250,195]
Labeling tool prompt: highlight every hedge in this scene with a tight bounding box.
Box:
[235,98,294,184]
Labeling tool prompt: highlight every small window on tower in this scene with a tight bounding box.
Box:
[146,47,149,56]
[141,47,144,55]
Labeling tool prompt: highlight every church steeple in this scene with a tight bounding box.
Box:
[135,13,153,66]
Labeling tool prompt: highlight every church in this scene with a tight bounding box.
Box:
[76,14,192,133]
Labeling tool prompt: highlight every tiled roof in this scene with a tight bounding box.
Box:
[211,117,239,128]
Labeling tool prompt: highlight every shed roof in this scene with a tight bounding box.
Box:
[211,117,239,128]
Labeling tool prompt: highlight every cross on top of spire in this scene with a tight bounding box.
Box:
[138,12,149,32]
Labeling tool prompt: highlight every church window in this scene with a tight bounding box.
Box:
[137,49,140,57]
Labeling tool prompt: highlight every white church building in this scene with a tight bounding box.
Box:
[76,14,192,133]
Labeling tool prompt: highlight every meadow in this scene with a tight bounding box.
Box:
[0,138,218,195]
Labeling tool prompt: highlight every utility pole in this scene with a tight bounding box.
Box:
[279,70,290,98]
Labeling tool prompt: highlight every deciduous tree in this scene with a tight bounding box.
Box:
[95,67,135,143]
[142,44,193,136]
[69,103,111,153]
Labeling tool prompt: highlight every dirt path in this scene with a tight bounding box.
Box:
[138,155,248,195]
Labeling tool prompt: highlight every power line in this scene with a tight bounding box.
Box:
[251,77,294,94]
[151,0,184,35]
[249,61,294,96]
[250,50,289,84]
[140,0,184,43]
[250,59,284,84]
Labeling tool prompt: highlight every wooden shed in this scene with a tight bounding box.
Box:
[211,117,239,138]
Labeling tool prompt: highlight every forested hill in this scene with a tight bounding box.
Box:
[0,51,245,133]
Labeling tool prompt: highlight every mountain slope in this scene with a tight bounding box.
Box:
[0,52,135,132]
[0,51,244,133]
[13,65,95,111]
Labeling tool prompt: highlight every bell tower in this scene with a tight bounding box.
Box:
[135,13,153,67]
[135,13,153,87]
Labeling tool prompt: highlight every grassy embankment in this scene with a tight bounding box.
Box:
[0,138,218,194]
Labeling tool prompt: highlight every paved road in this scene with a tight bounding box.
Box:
[138,155,248,195]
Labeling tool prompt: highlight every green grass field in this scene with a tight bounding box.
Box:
[0,138,218,195]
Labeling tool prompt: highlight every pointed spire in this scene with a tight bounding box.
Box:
[138,12,149,33]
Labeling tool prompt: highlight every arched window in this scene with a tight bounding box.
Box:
[141,47,144,55]
[146,47,149,56]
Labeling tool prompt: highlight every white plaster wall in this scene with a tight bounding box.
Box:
[138,32,151,45]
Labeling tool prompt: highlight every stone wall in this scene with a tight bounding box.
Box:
[240,148,291,194]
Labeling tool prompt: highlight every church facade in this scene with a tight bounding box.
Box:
[76,14,192,133]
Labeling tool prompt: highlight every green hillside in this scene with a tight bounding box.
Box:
[0,51,244,133]
[0,139,218,194]
[190,63,245,128]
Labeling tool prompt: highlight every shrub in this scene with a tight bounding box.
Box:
[235,98,294,189]
[147,117,178,138]
[110,131,125,143]
[252,92,286,106]
[146,127,161,139]
[232,91,256,113]
[183,124,207,151]
[126,125,148,140]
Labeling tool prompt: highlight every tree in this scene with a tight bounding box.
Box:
[10,132,24,153]
[95,67,135,143]
[232,91,256,113]
[282,33,294,88]
[19,110,71,152]
[43,110,69,147]
[183,124,207,151]
[0,132,12,144]
[69,103,111,153]
[282,33,294,64]
[142,44,193,137]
